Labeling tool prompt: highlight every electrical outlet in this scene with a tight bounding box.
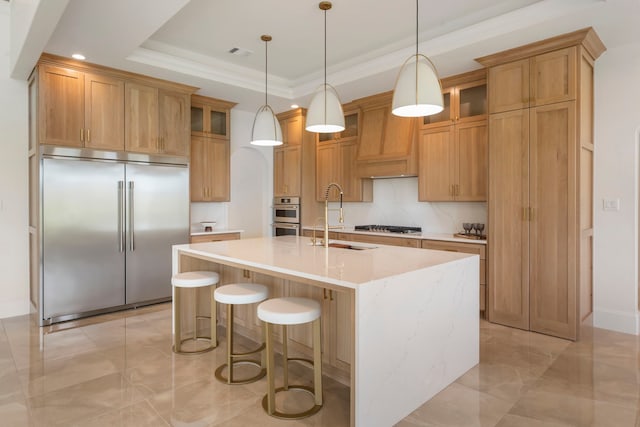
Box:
[603,198,620,211]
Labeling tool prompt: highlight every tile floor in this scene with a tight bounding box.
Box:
[1,303,639,426]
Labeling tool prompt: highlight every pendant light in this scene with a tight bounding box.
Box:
[305,1,345,133]
[391,0,444,117]
[251,35,283,146]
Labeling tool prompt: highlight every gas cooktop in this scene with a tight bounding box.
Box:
[354,225,422,234]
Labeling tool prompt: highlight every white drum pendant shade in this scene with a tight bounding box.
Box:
[305,83,345,133]
[251,104,283,146]
[392,54,444,117]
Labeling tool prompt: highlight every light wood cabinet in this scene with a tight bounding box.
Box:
[189,232,240,243]
[476,28,605,340]
[316,107,372,202]
[274,146,301,197]
[419,121,487,201]
[421,240,487,312]
[418,70,487,202]
[190,94,234,139]
[274,109,305,197]
[189,95,235,203]
[125,83,190,156]
[420,70,487,129]
[191,136,230,202]
[342,232,420,248]
[285,281,352,374]
[39,65,125,150]
[487,47,577,114]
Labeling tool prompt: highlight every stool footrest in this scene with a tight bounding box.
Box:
[172,335,217,354]
[215,360,266,385]
[261,385,323,419]
[230,342,266,358]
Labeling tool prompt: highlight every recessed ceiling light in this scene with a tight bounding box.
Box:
[291,104,299,109]
[228,47,252,57]
[72,53,86,60]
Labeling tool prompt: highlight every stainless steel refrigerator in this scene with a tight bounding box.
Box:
[40,150,189,324]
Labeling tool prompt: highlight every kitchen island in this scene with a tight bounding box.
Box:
[172,235,479,427]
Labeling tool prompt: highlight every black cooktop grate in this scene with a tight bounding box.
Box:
[354,225,422,234]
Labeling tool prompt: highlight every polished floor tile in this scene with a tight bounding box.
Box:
[2,304,640,426]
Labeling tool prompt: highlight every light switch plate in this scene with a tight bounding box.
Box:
[603,198,620,211]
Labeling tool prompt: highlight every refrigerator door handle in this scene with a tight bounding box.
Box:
[118,181,124,252]
[128,181,134,251]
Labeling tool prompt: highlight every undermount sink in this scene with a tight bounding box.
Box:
[328,242,377,250]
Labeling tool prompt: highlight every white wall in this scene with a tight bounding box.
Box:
[593,41,640,334]
[0,5,30,318]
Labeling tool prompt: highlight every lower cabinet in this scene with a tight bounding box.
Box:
[421,240,487,313]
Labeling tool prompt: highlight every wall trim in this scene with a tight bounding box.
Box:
[593,307,640,335]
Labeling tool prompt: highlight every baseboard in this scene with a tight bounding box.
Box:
[593,308,640,335]
[0,298,32,320]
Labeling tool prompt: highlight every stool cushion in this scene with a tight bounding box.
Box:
[257,297,321,325]
[172,271,220,288]
[214,283,269,305]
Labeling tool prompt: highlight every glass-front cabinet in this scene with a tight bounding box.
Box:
[317,110,360,144]
[421,72,487,129]
[190,95,234,138]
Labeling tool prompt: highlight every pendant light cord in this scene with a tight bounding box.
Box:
[415,0,419,58]
[323,6,327,122]
[264,38,268,106]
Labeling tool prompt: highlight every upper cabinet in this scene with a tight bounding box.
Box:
[39,64,125,150]
[35,54,196,155]
[421,72,487,129]
[418,69,488,202]
[189,95,236,202]
[274,109,305,197]
[316,106,372,202]
[125,83,190,156]
[486,46,577,114]
[190,94,234,139]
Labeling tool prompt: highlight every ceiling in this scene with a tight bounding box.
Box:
[40,0,638,113]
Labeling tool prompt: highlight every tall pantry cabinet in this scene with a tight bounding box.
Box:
[476,28,605,340]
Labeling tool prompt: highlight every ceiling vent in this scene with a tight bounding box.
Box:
[228,47,252,57]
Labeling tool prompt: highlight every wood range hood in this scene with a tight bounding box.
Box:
[354,91,419,178]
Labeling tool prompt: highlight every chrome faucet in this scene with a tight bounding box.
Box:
[323,182,344,248]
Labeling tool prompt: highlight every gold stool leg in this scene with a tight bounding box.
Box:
[193,287,198,341]
[265,322,275,415]
[283,325,289,391]
[313,317,323,406]
[227,304,234,384]
[173,286,181,353]
[210,285,217,348]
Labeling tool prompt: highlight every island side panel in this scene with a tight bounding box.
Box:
[354,255,479,427]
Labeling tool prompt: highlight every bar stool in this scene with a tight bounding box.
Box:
[257,297,323,419]
[171,271,219,354]
[214,283,269,384]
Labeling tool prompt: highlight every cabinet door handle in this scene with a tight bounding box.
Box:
[87,129,91,143]
[80,128,84,142]
[330,290,334,301]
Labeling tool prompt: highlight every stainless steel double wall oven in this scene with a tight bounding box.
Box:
[272,196,300,236]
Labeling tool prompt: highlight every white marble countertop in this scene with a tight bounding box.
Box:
[174,235,474,289]
[190,229,244,236]
[301,226,486,245]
